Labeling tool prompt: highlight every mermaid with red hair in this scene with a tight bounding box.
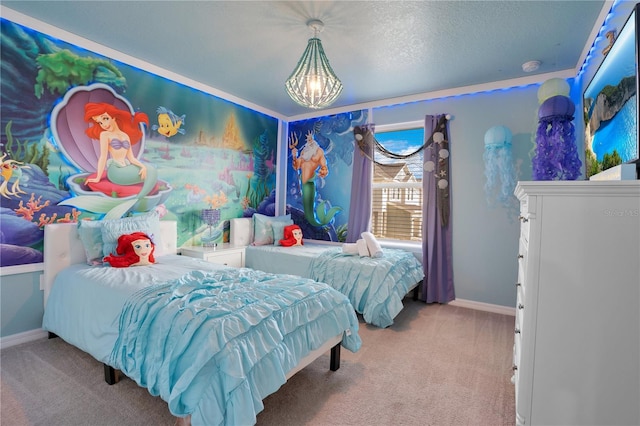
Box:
[103,232,155,267]
[83,103,159,206]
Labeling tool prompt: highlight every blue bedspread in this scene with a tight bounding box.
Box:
[309,248,425,328]
[109,267,361,426]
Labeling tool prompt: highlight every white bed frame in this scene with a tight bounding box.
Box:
[43,221,342,387]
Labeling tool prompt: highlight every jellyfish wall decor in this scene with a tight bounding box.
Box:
[532,94,582,180]
[483,125,517,208]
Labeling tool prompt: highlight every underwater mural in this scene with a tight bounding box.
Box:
[286,111,367,242]
[0,18,278,267]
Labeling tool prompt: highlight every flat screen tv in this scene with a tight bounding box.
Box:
[583,3,640,179]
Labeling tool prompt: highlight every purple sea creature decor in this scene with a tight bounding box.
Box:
[532,95,582,180]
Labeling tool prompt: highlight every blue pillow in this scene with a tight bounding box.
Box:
[252,213,291,246]
[272,220,294,246]
[77,220,106,265]
[101,210,162,259]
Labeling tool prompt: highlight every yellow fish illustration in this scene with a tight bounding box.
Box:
[152,106,185,137]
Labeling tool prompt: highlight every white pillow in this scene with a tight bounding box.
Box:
[230,218,253,246]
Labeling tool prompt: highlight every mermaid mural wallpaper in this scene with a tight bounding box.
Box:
[286,111,367,242]
[0,18,278,266]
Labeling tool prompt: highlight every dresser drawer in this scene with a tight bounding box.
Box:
[180,245,246,267]
[206,251,243,267]
[519,216,530,244]
[517,238,528,289]
[516,283,524,323]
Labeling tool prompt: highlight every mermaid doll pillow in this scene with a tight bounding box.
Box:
[103,231,156,267]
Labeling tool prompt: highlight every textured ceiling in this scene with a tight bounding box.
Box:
[1,1,613,119]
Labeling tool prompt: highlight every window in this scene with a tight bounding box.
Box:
[371,121,424,242]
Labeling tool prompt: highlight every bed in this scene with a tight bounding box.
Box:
[231,217,424,328]
[42,219,361,426]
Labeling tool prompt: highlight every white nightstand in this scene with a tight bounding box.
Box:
[180,244,246,267]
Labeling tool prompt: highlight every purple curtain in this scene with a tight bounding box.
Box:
[346,125,374,243]
[422,115,455,303]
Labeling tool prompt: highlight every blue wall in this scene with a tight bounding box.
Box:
[2,82,559,339]
[372,85,543,308]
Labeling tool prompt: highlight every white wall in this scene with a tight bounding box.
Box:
[372,85,543,308]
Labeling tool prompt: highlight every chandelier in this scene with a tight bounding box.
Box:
[285,19,343,109]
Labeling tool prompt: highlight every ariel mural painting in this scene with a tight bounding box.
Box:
[286,111,366,242]
[1,18,278,267]
[52,84,170,220]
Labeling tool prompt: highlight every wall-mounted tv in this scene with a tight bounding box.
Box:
[583,3,639,179]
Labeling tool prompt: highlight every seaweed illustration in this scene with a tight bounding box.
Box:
[3,121,50,172]
[245,130,273,208]
[34,49,126,99]
[336,223,348,243]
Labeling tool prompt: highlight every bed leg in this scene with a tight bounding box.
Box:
[330,343,341,371]
[103,364,120,385]
[412,281,421,300]
[48,332,58,339]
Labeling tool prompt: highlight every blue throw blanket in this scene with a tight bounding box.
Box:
[309,248,425,328]
[110,268,361,426]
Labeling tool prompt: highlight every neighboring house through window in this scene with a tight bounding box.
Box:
[371,122,424,242]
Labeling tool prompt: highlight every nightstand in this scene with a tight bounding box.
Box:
[180,244,246,267]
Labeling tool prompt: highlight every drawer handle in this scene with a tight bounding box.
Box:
[518,304,524,310]
[517,254,524,259]
[516,282,521,287]
[512,365,518,371]
[518,216,528,223]
[515,328,521,334]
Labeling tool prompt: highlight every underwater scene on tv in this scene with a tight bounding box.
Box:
[583,9,638,177]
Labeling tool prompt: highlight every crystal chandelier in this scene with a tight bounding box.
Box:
[285,19,343,109]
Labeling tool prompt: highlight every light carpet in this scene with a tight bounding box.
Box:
[1,300,515,425]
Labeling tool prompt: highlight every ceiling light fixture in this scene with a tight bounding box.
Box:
[285,19,343,109]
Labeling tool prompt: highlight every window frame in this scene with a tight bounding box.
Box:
[371,120,424,245]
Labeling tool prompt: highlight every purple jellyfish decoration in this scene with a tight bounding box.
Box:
[532,95,582,180]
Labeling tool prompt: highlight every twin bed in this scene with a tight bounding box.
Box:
[42,220,361,426]
[231,217,425,328]
[42,214,424,424]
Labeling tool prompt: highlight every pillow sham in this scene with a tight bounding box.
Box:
[272,219,294,246]
[252,213,291,246]
[77,220,106,265]
[101,210,162,259]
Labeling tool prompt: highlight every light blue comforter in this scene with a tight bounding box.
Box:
[309,248,425,328]
[109,267,361,426]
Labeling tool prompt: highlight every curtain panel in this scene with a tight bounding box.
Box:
[422,115,455,303]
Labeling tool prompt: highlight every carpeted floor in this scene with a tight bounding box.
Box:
[1,300,515,426]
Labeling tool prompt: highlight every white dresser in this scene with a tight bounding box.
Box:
[513,181,640,426]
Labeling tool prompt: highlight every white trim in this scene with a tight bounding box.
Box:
[0,263,44,276]
[0,329,48,350]
[374,120,424,133]
[449,299,515,316]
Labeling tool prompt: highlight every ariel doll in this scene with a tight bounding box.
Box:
[103,232,155,267]
[84,102,158,209]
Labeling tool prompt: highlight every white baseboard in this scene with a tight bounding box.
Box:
[0,329,48,350]
[449,299,515,316]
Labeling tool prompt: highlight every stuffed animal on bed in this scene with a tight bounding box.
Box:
[103,231,156,267]
[279,224,303,247]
